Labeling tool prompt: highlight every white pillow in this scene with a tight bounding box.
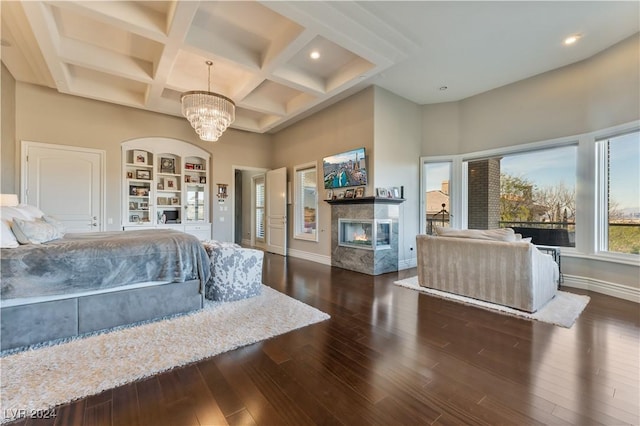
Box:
[11,217,64,244]
[0,220,19,248]
[0,206,31,248]
[434,226,517,242]
[16,203,45,220]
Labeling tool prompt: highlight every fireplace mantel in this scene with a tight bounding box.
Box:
[326,196,405,205]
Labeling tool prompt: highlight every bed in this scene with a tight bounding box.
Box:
[1,220,212,351]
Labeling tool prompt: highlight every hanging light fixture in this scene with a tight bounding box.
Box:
[181,60,235,142]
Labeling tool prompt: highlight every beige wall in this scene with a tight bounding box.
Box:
[1,64,16,194]
[272,87,375,260]
[9,82,273,237]
[373,87,422,266]
[423,33,640,154]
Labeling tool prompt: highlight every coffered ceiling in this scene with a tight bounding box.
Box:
[2,1,638,135]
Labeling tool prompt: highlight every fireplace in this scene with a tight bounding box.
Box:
[338,219,391,250]
[328,196,404,275]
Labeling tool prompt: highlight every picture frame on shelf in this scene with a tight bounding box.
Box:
[129,201,138,210]
[160,157,175,174]
[390,187,400,198]
[326,189,333,200]
[130,214,140,223]
[376,187,388,198]
[199,176,207,184]
[169,197,180,205]
[157,182,164,190]
[337,192,345,199]
[133,150,147,165]
[136,169,151,180]
[126,171,133,179]
[354,187,365,198]
[344,188,355,198]
[157,197,168,206]
[165,177,177,190]
[139,201,149,210]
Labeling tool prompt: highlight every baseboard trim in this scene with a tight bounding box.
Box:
[399,257,417,270]
[563,274,639,303]
[287,248,332,266]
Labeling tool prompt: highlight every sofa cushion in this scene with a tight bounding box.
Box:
[434,226,518,242]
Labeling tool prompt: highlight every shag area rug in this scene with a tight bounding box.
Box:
[394,276,589,328]
[0,285,329,424]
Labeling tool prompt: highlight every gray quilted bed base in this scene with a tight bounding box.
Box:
[1,279,202,352]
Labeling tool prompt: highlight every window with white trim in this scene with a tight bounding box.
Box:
[596,131,640,255]
[294,162,318,241]
[254,175,265,242]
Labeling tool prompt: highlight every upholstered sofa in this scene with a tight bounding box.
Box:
[416,228,559,313]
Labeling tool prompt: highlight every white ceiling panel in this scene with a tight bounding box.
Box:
[2,0,637,135]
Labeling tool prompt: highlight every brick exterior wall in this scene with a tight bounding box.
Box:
[468,158,501,229]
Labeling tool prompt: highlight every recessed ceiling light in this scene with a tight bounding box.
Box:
[564,34,581,45]
[310,50,320,60]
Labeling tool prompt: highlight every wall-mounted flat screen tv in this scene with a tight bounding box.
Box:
[323,147,367,189]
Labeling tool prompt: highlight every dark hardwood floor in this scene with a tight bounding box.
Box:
[12,253,640,425]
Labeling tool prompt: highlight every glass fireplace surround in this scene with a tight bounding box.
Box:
[338,219,391,250]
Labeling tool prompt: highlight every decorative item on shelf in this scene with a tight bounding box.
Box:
[170,197,180,205]
[326,189,333,200]
[390,187,400,198]
[126,172,133,179]
[354,187,365,198]
[376,187,388,198]
[136,170,151,180]
[165,177,177,190]
[344,188,355,199]
[216,183,228,198]
[181,60,235,142]
[157,182,164,190]
[200,176,207,184]
[133,150,147,165]
[185,163,195,170]
[160,157,175,174]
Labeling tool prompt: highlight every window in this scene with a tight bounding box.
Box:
[464,144,577,247]
[254,175,265,242]
[293,163,318,241]
[597,131,640,255]
[423,161,452,234]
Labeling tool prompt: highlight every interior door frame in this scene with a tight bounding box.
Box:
[230,165,268,247]
[21,141,107,231]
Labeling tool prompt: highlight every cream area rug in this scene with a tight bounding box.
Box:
[394,276,589,328]
[0,286,329,424]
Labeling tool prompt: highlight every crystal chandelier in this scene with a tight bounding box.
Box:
[181,61,235,142]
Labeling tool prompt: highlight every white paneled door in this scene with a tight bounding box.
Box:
[22,142,105,233]
[266,167,287,255]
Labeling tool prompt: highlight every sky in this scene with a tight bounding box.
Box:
[424,136,639,211]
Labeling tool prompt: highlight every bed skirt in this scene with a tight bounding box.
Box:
[0,279,203,352]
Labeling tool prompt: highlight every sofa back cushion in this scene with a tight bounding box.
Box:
[434,226,518,242]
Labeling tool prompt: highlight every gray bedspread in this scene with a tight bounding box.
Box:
[1,229,211,300]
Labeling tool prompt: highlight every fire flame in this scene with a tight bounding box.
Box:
[353,231,369,242]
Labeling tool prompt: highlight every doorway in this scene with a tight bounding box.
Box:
[231,166,267,248]
[21,141,105,232]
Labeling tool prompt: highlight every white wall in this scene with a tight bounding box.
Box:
[373,87,422,268]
